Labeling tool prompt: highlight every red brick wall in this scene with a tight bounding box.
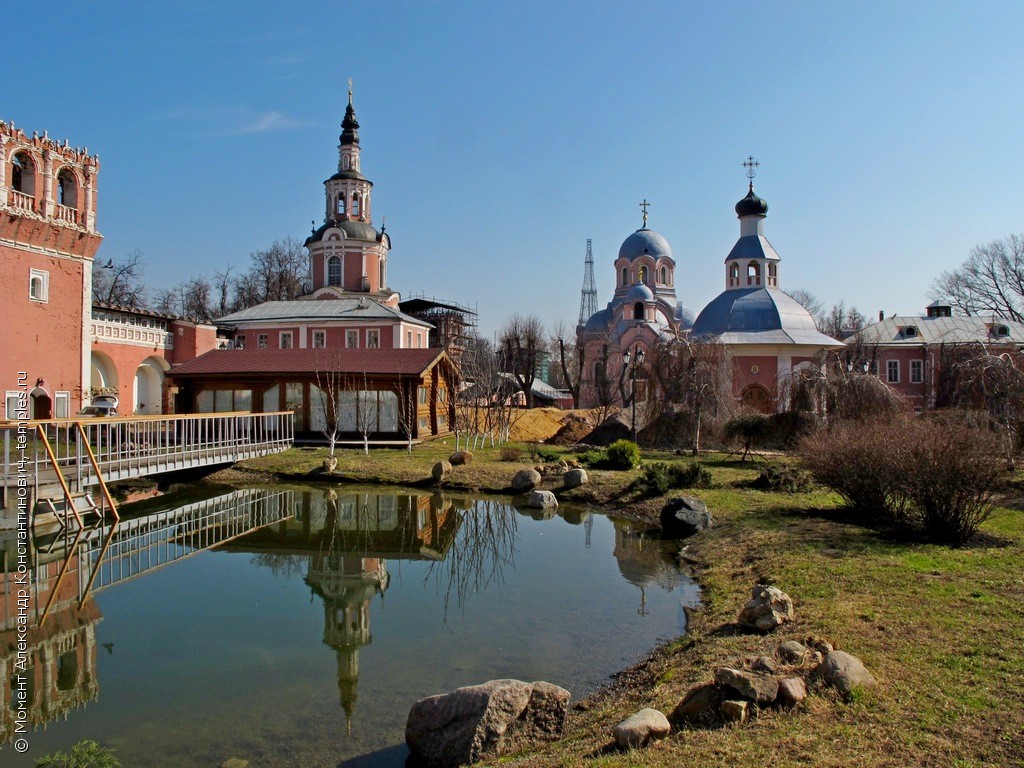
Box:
[0,244,86,411]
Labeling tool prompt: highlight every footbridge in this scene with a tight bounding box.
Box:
[0,411,294,525]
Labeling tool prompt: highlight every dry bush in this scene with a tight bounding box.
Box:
[800,419,911,522]
[800,414,1006,544]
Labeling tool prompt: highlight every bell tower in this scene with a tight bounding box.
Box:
[304,84,395,303]
[724,157,780,291]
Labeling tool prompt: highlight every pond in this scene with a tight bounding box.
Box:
[0,485,699,767]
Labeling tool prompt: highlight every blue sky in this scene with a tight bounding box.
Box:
[8,2,1024,337]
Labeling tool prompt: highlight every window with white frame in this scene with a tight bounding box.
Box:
[235,334,246,349]
[366,329,380,349]
[406,330,412,347]
[280,332,293,349]
[5,391,24,420]
[54,391,70,419]
[346,329,359,348]
[257,334,268,349]
[29,269,49,302]
[910,359,923,384]
[312,330,327,349]
[416,332,423,348]
[886,360,900,383]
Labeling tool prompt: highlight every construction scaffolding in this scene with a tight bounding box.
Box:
[399,295,478,357]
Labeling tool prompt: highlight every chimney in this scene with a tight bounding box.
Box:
[879,310,885,321]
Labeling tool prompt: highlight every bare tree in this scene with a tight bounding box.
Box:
[498,314,545,408]
[931,234,1024,320]
[247,237,310,303]
[551,320,584,408]
[819,301,868,340]
[314,351,345,468]
[785,350,906,425]
[934,342,1024,468]
[394,380,418,453]
[213,265,234,317]
[645,336,734,454]
[788,287,824,327]
[93,249,147,307]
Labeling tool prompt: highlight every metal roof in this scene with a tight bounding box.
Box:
[618,228,673,262]
[215,299,432,328]
[857,315,1024,345]
[724,235,781,263]
[691,288,843,347]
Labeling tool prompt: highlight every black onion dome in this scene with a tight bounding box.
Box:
[735,185,768,217]
[340,102,359,146]
[305,218,382,247]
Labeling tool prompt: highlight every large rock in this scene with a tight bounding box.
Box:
[450,451,474,466]
[713,667,779,706]
[432,461,452,483]
[512,468,542,492]
[613,708,670,749]
[527,490,558,509]
[720,699,748,723]
[814,651,877,697]
[562,468,589,489]
[660,496,712,538]
[405,679,569,767]
[777,677,808,707]
[669,683,724,726]
[737,584,794,633]
[778,640,808,664]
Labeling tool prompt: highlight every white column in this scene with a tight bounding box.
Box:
[81,259,93,408]
[42,150,54,218]
[83,169,95,231]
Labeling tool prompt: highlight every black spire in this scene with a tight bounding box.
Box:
[340,82,359,146]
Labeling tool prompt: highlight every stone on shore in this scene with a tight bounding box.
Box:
[450,450,474,466]
[562,468,588,489]
[777,677,808,707]
[432,461,452,482]
[668,683,724,726]
[714,667,779,706]
[720,699,748,723]
[737,584,794,633]
[405,679,570,767]
[613,708,671,749]
[527,490,558,509]
[512,468,542,492]
[814,651,877,697]
[660,496,712,538]
[778,640,808,664]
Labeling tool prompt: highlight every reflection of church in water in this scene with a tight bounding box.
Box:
[0,534,101,743]
[230,490,461,729]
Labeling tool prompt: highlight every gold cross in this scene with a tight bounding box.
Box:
[640,198,650,227]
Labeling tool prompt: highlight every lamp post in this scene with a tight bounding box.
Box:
[622,345,645,442]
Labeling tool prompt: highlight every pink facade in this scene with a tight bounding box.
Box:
[1,120,102,418]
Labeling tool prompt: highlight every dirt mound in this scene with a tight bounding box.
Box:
[549,408,616,445]
[508,407,570,442]
[580,413,632,446]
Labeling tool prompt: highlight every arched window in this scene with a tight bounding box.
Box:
[57,168,78,208]
[11,152,35,196]
[639,265,648,284]
[660,266,667,284]
[327,255,342,287]
[351,193,360,217]
[747,261,761,285]
[634,302,644,320]
[342,155,350,170]
[621,266,627,286]
[379,260,385,289]
[337,196,345,215]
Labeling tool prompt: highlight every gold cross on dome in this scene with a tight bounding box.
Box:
[640,198,650,227]
[347,77,353,105]
[743,155,759,181]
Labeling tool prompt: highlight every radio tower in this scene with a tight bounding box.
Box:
[577,239,598,327]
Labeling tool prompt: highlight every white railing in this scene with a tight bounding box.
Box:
[54,203,79,225]
[91,319,174,350]
[0,412,295,510]
[8,189,34,212]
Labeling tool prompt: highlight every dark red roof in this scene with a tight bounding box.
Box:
[169,347,447,378]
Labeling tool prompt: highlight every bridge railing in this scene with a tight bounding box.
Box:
[1,411,294,508]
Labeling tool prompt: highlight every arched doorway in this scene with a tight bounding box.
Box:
[30,387,51,420]
[741,385,771,413]
[133,357,168,414]
[90,351,119,398]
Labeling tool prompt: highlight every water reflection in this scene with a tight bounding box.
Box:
[0,486,699,763]
[0,487,295,746]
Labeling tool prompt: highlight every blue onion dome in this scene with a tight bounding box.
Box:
[735,185,768,217]
[618,228,673,262]
[625,282,655,303]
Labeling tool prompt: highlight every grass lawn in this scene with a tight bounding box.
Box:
[227,442,1024,768]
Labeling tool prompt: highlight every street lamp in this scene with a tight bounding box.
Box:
[622,345,645,442]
